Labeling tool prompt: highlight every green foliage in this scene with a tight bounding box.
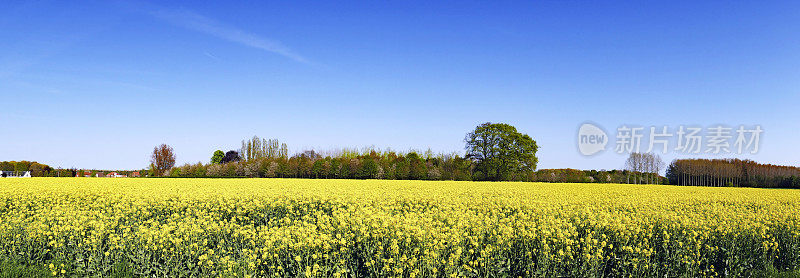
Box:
[328,159,341,178]
[339,160,352,178]
[311,160,326,178]
[148,163,157,177]
[0,162,13,171]
[0,161,53,177]
[169,167,182,177]
[0,259,53,278]
[160,146,481,181]
[0,257,136,277]
[765,266,800,278]
[358,159,379,179]
[193,163,206,177]
[465,122,539,181]
[211,150,224,164]
[394,159,410,180]
[13,162,29,172]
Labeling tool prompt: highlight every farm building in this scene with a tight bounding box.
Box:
[107,172,127,178]
[74,170,134,177]
[0,171,31,178]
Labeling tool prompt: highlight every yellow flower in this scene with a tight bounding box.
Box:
[1,178,798,277]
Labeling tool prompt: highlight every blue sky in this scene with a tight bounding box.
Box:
[1,1,799,171]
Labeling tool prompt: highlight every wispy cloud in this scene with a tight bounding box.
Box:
[150,8,311,64]
[203,51,221,61]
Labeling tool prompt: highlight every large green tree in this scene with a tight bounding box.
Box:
[0,161,13,171]
[211,150,225,164]
[465,122,538,181]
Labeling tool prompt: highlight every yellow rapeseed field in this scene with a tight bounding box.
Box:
[0,178,798,277]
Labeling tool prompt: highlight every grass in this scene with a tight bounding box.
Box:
[0,259,136,278]
[0,259,51,278]
[768,266,800,278]
[2,259,797,277]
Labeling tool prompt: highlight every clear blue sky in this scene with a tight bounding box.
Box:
[1,1,799,170]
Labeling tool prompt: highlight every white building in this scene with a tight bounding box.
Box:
[106,172,128,178]
[0,171,31,178]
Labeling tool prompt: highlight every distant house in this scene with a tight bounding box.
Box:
[130,171,141,178]
[107,172,127,178]
[0,171,31,178]
[74,170,134,178]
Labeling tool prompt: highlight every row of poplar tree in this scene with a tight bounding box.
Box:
[666,158,800,188]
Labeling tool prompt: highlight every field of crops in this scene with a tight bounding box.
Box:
[0,178,798,277]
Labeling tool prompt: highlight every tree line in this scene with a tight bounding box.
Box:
[19,121,794,188]
[533,168,668,184]
[147,124,673,184]
[0,161,76,177]
[623,152,666,184]
[666,158,800,188]
[1,160,146,178]
[529,153,668,185]
[151,125,664,184]
[153,123,537,181]
[161,149,669,184]
[165,139,475,180]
